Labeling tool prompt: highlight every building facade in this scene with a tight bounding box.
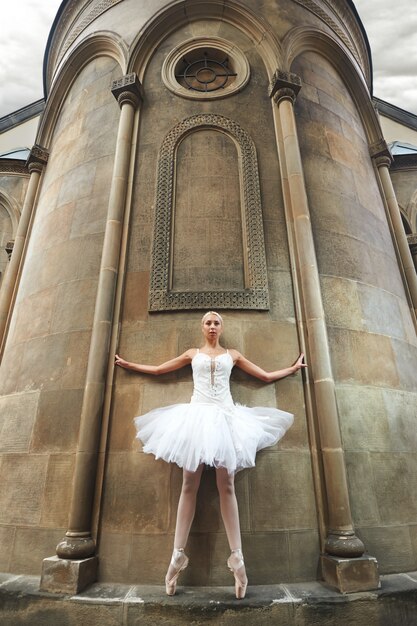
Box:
[0,0,416,594]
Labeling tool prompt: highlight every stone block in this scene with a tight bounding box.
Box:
[357,525,415,574]
[371,452,417,525]
[321,554,379,593]
[11,527,64,575]
[40,454,74,527]
[0,391,39,453]
[13,287,56,343]
[17,333,70,392]
[358,283,404,339]
[0,340,25,395]
[0,454,48,525]
[31,388,83,452]
[268,270,296,322]
[336,384,390,452]
[60,330,91,389]
[383,389,417,452]
[128,533,176,584]
[289,530,320,582]
[241,531,290,584]
[344,451,380,526]
[321,276,363,331]
[0,525,14,571]
[108,383,142,450]
[390,338,417,392]
[250,450,317,530]
[51,278,97,333]
[328,327,400,388]
[70,194,107,238]
[97,531,132,582]
[122,271,150,323]
[40,555,98,594]
[100,452,170,533]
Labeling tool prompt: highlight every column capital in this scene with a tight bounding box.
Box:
[111,73,143,108]
[269,69,302,105]
[369,139,392,168]
[26,144,49,173]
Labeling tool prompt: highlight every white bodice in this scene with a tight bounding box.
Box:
[190,350,234,406]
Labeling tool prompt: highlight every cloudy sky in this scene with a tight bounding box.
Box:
[0,1,416,118]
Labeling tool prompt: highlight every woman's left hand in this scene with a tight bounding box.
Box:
[293,353,307,372]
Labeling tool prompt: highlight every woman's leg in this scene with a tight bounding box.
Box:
[215,467,242,550]
[216,467,247,597]
[166,464,204,581]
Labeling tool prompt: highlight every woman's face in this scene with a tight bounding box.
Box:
[202,314,223,340]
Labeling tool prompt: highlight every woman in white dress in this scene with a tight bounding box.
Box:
[115,311,306,599]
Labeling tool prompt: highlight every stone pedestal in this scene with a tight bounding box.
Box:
[321,554,379,594]
[40,556,98,595]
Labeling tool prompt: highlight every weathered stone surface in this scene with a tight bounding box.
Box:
[40,556,98,594]
[321,554,379,593]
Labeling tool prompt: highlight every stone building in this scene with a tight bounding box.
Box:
[0,0,416,597]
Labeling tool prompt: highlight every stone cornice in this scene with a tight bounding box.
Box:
[0,160,29,176]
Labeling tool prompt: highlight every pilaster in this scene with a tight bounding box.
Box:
[0,144,49,356]
[270,70,379,592]
[370,139,417,315]
[40,74,142,594]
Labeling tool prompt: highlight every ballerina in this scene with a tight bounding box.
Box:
[115,311,306,599]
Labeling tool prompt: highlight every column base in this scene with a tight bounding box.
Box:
[40,555,98,595]
[321,554,379,594]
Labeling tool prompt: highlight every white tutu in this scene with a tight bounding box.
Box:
[133,351,294,473]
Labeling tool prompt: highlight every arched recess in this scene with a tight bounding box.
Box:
[37,31,128,147]
[0,190,21,236]
[149,114,269,311]
[283,27,383,146]
[407,190,417,233]
[0,191,20,283]
[128,0,283,80]
[400,210,412,235]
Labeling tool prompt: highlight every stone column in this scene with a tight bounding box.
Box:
[40,74,142,595]
[371,141,417,315]
[270,70,379,593]
[0,145,48,355]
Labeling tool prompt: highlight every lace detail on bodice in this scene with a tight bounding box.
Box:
[191,351,234,406]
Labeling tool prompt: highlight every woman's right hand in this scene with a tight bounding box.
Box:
[114,354,130,369]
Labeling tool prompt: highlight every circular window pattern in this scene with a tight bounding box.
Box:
[162,37,250,100]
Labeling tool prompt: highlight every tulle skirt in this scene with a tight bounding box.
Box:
[133,401,294,473]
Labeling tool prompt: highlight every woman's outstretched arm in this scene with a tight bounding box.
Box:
[115,349,195,376]
[231,351,307,383]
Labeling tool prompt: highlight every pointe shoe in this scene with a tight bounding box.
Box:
[227,548,248,599]
[165,548,189,596]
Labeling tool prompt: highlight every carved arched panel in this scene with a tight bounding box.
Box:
[149,114,269,311]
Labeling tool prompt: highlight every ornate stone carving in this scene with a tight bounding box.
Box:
[369,140,392,168]
[111,73,142,108]
[61,0,123,59]
[292,0,368,76]
[270,70,302,104]
[5,241,14,261]
[149,114,270,311]
[26,144,49,173]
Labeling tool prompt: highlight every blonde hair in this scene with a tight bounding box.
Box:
[201,311,223,324]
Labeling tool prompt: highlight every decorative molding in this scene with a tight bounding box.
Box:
[149,114,270,311]
[161,36,250,101]
[292,0,368,77]
[5,241,14,261]
[0,162,29,176]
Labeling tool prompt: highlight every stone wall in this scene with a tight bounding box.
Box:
[0,56,120,574]
[293,51,417,574]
